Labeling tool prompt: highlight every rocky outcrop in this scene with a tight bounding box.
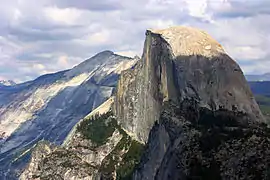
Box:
[20,100,144,180]
[20,141,97,180]
[128,26,269,180]
[114,26,265,143]
[134,101,270,180]
[20,141,56,180]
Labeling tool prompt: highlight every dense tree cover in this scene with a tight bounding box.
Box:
[77,111,117,146]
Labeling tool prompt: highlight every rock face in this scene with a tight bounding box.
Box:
[114,26,264,143]
[20,141,98,180]
[0,51,138,179]
[20,100,144,180]
[128,26,269,180]
[134,101,270,180]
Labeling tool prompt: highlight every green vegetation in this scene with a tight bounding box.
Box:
[100,134,144,180]
[255,95,270,106]
[259,105,270,115]
[116,140,145,180]
[255,95,270,122]
[114,134,132,153]
[77,110,145,179]
[100,135,132,174]
[259,105,270,123]
[77,111,118,146]
[95,117,144,180]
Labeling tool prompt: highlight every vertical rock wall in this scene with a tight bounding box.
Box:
[114,26,265,143]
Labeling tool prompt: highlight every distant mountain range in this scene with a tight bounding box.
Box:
[0,80,16,86]
[245,73,270,82]
[249,81,270,96]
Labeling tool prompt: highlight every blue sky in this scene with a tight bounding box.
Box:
[0,0,269,82]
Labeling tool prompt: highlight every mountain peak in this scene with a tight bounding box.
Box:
[147,26,225,58]
[64,50,135,79]
[95,50,114,57]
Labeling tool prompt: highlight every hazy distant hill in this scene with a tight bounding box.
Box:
[0,80,16,86]
[246,73,270,82]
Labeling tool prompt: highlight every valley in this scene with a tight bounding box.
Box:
[249,81,270,122]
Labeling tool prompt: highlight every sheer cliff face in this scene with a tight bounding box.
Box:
[115,26,265,143]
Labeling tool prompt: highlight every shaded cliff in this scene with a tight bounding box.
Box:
[114,26,264,143]
[134,101,270,180]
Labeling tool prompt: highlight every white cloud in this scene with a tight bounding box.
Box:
[85,29,111,44]
[0,0,269,81]
[229,46,267,60]
[185,0,209,19]
[44,6,83,25]
[33,63,46,70]
[241,59,270,75]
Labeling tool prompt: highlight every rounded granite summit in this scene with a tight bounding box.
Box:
[147,26,225,58]
[115,25,266,143]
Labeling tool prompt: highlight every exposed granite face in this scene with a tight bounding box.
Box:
[20,145,97,180]
[19,132,121,180]
[134,101,270,180]
[114,26,265,143]
[19,103,121,180]
[20,104,144,180]
[20,141,57,180]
